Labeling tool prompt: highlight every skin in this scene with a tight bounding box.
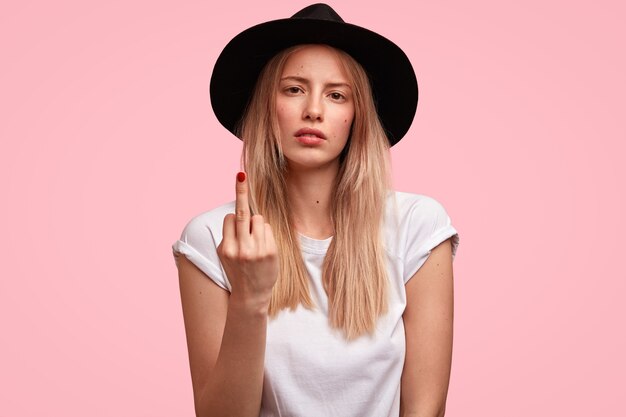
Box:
[276,44,354,170]
[275,44,355,238]
[176,43,453,417]
[176,171,276,417]
[400,238,454,417]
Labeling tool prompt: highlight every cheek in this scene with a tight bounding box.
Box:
[276,105,288,129]
[343,107,355,126]
[335,116,353,143]
[341,112,354,133]
[276,100,298,125]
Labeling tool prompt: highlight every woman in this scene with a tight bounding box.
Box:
[172,4,460,417]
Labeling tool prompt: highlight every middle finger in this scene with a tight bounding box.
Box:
[235,171,253,242]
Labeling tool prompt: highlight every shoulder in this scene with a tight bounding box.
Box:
[173,200,236,292]
[390,190,446,209]
[179,200,236,239]
[174,200,236,256]
[383,190,458,260]
[385,190,452,231]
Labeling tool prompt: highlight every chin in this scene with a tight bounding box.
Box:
[285,157,340,171]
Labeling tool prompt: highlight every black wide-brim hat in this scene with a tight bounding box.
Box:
[209,3,418,147]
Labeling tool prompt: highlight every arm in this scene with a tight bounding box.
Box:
[176,172,278,417]
[400,238,454,417]
[177,254,269,417]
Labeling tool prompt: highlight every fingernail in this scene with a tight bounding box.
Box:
[237,171,246,182]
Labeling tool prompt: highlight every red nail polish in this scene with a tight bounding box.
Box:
[237,172,246,182]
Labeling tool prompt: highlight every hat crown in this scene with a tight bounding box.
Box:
[210,3,418,146]
[291,3,345,23]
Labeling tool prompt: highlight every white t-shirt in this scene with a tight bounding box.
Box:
[172,190,460,417]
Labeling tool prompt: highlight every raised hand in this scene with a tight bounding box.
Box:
[217,172,279,313]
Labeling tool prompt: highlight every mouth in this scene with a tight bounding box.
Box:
[295,135,325,146]
[294,128,326,140]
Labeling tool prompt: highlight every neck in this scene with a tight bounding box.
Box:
[285,161,339,239]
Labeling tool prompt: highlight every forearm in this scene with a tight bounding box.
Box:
[400,377,448,417]
[401,410,445,417]
[196,295,269,417]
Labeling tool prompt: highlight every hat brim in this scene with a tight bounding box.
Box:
[209,17,418,147]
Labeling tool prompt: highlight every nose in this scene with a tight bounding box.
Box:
[302,94,323,122]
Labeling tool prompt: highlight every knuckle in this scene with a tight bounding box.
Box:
[238,247,254,261]
[218,247,236,260]
[262,246,276,258]
[235,208,248,221]
[266,244,278,256]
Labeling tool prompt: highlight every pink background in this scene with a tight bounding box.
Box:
[1,0,624,415]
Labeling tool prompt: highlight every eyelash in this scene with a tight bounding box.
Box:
[284,87,346,101]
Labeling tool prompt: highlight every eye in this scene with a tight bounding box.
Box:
[285,86,303,94]
[329,92,346,101]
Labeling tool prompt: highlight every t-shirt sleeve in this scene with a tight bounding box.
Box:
[403,196,460,284]
[171,212,232,292]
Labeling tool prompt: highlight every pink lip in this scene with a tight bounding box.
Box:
[296,135,325,146]
[294,128,326,139]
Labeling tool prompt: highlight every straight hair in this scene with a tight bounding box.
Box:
[235,44,392,341]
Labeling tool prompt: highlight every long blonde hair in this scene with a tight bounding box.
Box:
[235,44,392,341]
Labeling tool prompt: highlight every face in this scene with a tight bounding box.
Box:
[275,44,355,171]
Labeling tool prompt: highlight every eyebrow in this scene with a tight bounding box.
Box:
[280,75,352,90]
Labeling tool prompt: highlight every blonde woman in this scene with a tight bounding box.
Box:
[172,4,460,417]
